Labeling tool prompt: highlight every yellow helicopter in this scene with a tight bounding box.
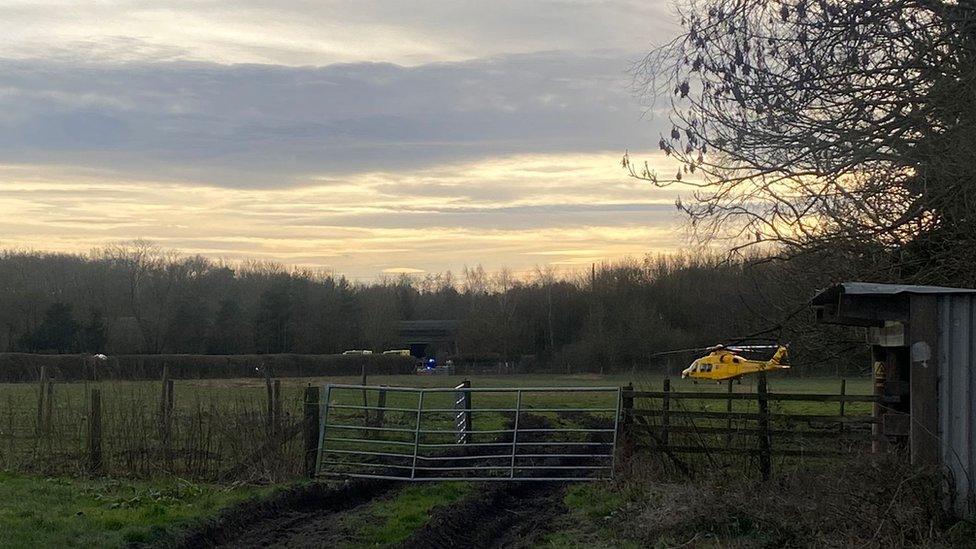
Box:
[680,344,790,382]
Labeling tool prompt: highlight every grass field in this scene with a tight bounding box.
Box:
[0,472,272,548]
[0,472,481,549]
[0,372,872,414]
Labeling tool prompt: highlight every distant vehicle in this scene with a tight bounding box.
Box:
[414,357,436,372]
[342,350,373,355]
[382,349,411,356]
[416,356,455,375]
[681,345,790,382]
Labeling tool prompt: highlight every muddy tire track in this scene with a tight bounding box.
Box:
[397,482,569,549]
[149,480,394,548]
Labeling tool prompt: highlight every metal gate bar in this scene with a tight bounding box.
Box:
[315,384,621,481]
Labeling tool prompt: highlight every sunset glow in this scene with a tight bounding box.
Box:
[0,1,682,278]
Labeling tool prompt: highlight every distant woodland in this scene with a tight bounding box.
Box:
[0,241,870,374]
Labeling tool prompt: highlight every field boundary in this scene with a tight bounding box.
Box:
[621,374,894,479]
[0,352,414,382]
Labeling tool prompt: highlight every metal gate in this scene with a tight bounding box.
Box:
[315,384,621,481]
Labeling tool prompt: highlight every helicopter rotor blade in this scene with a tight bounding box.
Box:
[652,342,787,357]
[650,346,712,357]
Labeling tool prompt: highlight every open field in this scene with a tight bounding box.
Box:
[0,371,875,414]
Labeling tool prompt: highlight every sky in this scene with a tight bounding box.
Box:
[0,0,685,280]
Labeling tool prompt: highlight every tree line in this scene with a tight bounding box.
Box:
[0,241,863,374]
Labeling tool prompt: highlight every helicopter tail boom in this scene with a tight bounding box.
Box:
[768,345,789,365]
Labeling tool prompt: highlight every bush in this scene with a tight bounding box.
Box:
[615,457,967,547]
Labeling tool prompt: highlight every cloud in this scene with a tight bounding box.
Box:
[0,152,684,278]
[0,51,670,188]
[0,1,687,277]
[383,267,427,275]
[0,1,676,66]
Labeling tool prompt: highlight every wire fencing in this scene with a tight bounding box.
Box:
[0,376,309,481]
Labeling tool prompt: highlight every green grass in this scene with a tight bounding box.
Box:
[564,483,627,521]
[533,483,642,549]
[0,472,271,548]
[338,482,475,548]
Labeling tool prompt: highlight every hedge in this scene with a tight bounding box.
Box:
[0,353,416,382]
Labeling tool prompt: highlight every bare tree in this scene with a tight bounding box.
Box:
[628,0,976,284]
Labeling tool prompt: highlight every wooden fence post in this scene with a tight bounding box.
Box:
[44,380,54,436]
[159,364,170,419]
[757,373,771,481]
[166,378,175,468]
[620,382,634,453]
[661,378,671,447]
[160,366,174,465]
[167,380,174,417]
[273,379,282,437]
[375,387,388,429]
[303,385,320,478]
[360,363,369,428]
[621,382,634,431]
[839,379,847,434]
[160,363,169,397]
[726,379,734,447]
[88,389,102,474]
[36,365,47,436]
[264,365,274,435]
[5,395,14,468]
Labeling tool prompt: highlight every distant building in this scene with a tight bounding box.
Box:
[397,320,459,359]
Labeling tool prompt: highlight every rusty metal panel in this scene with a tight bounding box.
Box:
[937,295,976,515]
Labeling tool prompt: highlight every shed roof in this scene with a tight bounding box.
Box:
[397,320,460,344]
[812,282,976,305]
[397,320,459,331]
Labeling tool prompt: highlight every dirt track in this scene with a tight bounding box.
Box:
[154,480,393,548]
[154,413,582,548]
[399,482,568,549]
[150,479,568,548]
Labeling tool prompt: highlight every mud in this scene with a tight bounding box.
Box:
[397,481,568,549]
[148,480,394,548]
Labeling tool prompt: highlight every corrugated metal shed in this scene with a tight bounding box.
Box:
[816,282,976,298]
[812,282,976,514]
[936,294,976,514]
